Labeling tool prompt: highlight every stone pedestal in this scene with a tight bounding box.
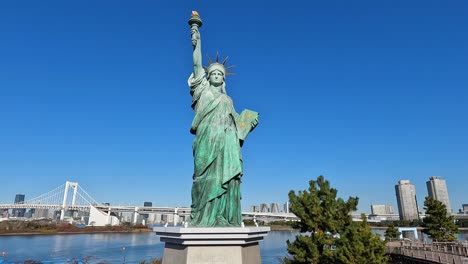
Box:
[154,226,270,264]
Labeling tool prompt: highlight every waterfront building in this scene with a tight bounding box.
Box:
[270,203,280,214]
[147,213,157,224]
[162,213,174,224]
[33,208,49,219]
[260,203,270,213]
[12,194,26,217]
[0,209,7,218]
[426,176,452,213]
[251,205,260,212]
[395,180,419,221]
[284,202,290,214]
[371,204,394,215]
[154,213,162,223]
[25,209,35,218]
[142,201,152,221]
[369,205,398,221]
[121,215,132,223]
[133,213,144,224]
[52,210,62,220]
[462,204,468,214]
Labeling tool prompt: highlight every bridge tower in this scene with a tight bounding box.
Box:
[60,181,79,220]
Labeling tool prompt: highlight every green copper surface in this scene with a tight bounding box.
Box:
[187,12,259,227]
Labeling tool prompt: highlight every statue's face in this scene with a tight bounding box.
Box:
[209,70,224,86]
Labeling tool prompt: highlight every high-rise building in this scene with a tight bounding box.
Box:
[13,194,26,217]
[426,176,452,213]
[371,205,394,215]
[250,205,260,212]
[283,202,290,214]
[395,180,419,221]
[260,203,269,213]
[462,204,468,214]
[270,203,280,214]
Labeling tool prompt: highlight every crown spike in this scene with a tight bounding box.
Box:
[221,56,229,65]
[205,53,234,76]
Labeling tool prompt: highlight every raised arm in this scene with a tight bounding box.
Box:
[189,11,204,79]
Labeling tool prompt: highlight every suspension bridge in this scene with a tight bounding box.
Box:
[0,182,100,217]
[0,181,299,226]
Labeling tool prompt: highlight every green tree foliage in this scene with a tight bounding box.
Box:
[384,225,401,241]
[422,196,458,242]
[284,176,387,264]
[335,215,388,264]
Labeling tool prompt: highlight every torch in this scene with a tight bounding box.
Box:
[188,11,203,46]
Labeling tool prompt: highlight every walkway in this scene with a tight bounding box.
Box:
[387,241,468,264]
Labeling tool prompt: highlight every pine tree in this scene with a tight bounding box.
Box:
[384,225,401,241]
[334,215,388,264]
[284,176,387,264]
[422,196,458,242]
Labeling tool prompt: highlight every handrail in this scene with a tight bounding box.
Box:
[387,241,468,263]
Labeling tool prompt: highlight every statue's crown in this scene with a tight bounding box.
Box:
[205,52,234,76]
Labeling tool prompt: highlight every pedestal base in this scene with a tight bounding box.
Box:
[154,226,270,264]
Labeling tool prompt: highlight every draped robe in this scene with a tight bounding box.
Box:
[188,73,244,227]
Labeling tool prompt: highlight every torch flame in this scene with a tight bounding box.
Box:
[192,11,200,17]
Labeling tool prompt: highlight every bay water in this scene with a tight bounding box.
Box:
[1,230,466,263]
[0,230,295,264]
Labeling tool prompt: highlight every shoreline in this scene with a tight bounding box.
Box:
[1,226,295,236]
[2,226,466,236]
[0,228,153,236]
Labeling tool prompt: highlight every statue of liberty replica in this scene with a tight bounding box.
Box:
[188,11,259,227]
[154,12,268,264]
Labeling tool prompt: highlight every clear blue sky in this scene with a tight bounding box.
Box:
[1,0,467,213]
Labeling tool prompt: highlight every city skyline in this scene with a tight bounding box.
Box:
[0,1,467,213]
[2,176,465,215]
